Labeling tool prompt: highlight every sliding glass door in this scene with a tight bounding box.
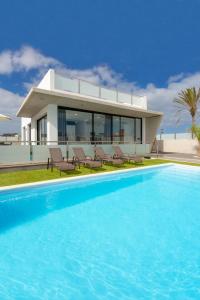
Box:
[58,108,142,144]
[93,114,112,142]
[37,115,47,144]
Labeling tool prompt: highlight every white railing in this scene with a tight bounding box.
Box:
[54,72,147,110]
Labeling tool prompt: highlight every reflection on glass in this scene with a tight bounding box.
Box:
[65,110,92,141]
[121,117,135,142]
[112,116,121,142]
[58,109,66,142]
[94,114,112,142]
[58,108,142,144]
[37,115,47,144]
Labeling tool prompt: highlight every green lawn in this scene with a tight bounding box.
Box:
[0,159,200,187]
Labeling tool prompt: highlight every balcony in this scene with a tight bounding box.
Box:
[37,70,147,110]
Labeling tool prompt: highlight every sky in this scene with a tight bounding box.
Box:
[1,0,200,134]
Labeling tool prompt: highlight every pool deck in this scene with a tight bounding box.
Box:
[152,152,200,164]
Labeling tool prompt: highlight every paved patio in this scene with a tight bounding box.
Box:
[151,152,200,164]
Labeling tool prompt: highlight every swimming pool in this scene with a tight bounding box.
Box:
[0,164,200,299]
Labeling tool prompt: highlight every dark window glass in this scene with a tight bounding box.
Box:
[58,109,92,142]
[37,115,47,144]
[57,107,142,144]
[93,114,112,142]
[135,118,142,144]
[112,116,121,142]
[58,109,66,143]
[121,117,135,143]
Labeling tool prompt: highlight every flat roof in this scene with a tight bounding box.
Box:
[17,87,163,118]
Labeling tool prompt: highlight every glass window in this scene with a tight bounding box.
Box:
[112,116,121,142]
[135,118,142,144]
[121,117,135,143]
[65,110,92,141]
[37,115,47,144]
[57,107,142,144]
[93,114,112,142]
[58,109,66,143]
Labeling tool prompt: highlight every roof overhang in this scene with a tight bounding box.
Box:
[17,88,163,119]
[0,113,11,121]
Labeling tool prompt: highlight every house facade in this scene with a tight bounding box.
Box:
[17,70,162,150]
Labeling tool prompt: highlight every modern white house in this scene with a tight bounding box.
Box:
[16,69,162,159]
[18,69,162,144]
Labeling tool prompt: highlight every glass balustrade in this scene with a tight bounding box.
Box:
[54,73,147,109]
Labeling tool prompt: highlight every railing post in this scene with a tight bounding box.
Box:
[156,140,159,158]
[30,141,33,161]
[131,93,133,105]
[66,141,69,161]
[116,89,119,102]
[78,79,81,93]
[99,86,101,98]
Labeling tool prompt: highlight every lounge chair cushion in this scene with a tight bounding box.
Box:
[55,162,75,171]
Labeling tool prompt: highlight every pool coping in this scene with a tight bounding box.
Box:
[0,162,197,191]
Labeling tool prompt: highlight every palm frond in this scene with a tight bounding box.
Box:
[173,87,200,125]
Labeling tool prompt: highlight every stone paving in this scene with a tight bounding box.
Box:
[151,152,200,164]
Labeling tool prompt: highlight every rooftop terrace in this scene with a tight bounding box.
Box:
[38,69,147,110]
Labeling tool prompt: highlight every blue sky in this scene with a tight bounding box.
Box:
[1,0,200,133]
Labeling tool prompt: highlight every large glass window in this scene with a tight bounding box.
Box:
[93,114,112,142]
[121,117,135,142]
[58,108,142,143]
[37,115,47,144]
[58,109,66,142]
[112,116,121,142]
[62,109,92,141]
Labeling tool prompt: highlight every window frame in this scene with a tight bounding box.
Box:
[58,107,142,144]
[37,114,47,144]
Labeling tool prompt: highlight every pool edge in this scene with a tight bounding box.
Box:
[0,163,180,191]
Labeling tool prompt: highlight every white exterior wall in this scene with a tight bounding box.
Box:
[21,117,31,142]
[21,105,58,144]
[145,116,162,144]
[158,139,199,154]
[37,69,55,90]
[47,104,58,144]
[31,106,48,143]
[31,119,37,143]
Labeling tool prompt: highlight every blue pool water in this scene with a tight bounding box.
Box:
[0,164,200,300]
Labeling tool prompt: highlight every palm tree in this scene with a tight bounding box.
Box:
[191,124,200,155]
[174,87,200,131]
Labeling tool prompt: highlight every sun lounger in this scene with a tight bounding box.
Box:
[113,145,144,164]
[94,147,123,165]
[73,147,102,168]
[48,148,75,175]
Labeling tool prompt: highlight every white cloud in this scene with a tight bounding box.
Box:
[167,73,185,84]
[0,46,60,74]
[0,88,23,133]
[139,72,200,129]
[56,64,138,91]
[1,45,200,134]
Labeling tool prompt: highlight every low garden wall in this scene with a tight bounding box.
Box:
[157,139,199,154]
[0,143,151,164]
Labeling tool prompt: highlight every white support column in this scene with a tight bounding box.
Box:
[31,119,37,145]
[47,104,58,145]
